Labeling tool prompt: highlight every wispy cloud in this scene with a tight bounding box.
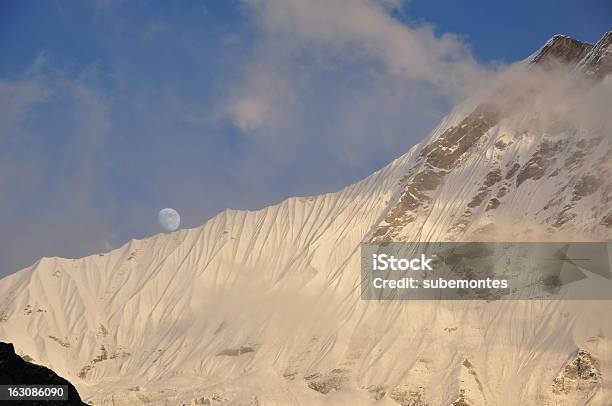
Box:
[0,1,502,275]
[0,79,48,139]
[223,0,496,177]
[0,57,116,274]
[227,0,493,132]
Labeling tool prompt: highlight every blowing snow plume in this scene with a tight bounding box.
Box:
[482,33,612,141]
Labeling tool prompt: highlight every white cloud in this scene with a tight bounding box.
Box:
[227,0,492,132]
[228,63,293,131]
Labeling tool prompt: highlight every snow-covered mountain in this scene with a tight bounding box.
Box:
[1,33,611,406]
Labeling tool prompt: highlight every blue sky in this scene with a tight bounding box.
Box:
[405,0,611,63]
[0,0,610,275]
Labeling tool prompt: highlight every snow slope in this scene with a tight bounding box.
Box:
[1,32,612,405]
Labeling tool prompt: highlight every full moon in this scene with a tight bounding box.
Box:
[158,208,181,232]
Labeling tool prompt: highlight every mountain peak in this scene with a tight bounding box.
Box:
[530,34,593,66]
[577,31,612,78]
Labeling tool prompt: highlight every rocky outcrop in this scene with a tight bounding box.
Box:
[0,342,87,405]
[451,390,471,406]
[372,105,499,241]
[552,349,601,400]
[389,385,427,406]
[516,140,565,186]
[304,368,350,394]
[578,31,612,78]
[531,31,612,78]
[531,35,593,67]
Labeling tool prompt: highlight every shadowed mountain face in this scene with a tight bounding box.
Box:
[0,342,87,405]
[0,32,611,405]
[530,35,593,67]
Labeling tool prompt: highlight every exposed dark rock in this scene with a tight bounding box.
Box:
[189,393,225,405]
[305,369,349,394]
[371,190,425,240]
[0,342,87,405]
[553,349,601,395]
[372,105,499,242]
[467,188,489,209]
[372,169,445,240]
[579,136,603,150]
[48,336,70,348]
[578,31,612,78]
[483,168,502,187]
[485,198,500,211]
[552,204,577,228]
[76,366,91,380]
[451,389,471,406]
[531,35,593,67]
[571,174,603,201]
[77,345,112,379]
[389,385,427,406]
[496,185,509,198]
[517,140,565,186]
[365,385,386,401]
[216,345,256,357]
[96,324,108,339]
[412,169,446,191]
[449,215,471,234]
[565,150,586,170]
[601,212,612,227]
[461,359,485,399]
[92,345,108,363]
[419,105,499,170]
[494,139,508,150]
[505,163,520,180]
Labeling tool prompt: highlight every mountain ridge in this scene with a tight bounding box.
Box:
[0,342,88,406]
[1,32,612,405]
[11,31,612,267]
